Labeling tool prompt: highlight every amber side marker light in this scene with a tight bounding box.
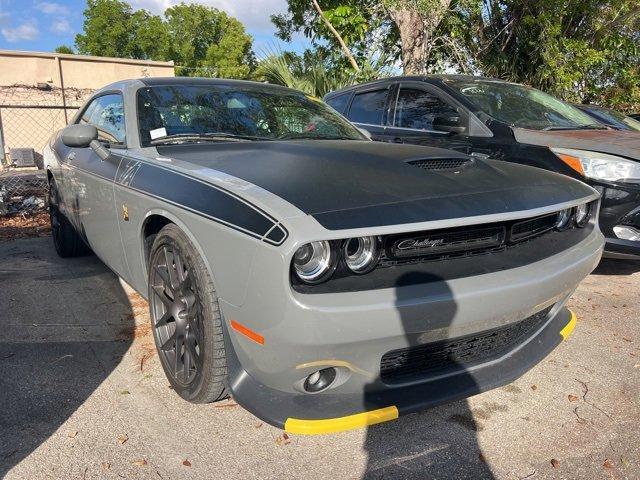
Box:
[230,319,264,345]
[555,152,585,176]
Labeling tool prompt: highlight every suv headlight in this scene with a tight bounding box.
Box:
[551,147,640,183]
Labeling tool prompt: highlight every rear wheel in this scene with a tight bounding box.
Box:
[48,179,91,258]
[148,224,228,403]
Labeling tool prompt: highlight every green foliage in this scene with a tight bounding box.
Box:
[272,1,399,64]
[440,0,640,109]
[255,49,393,97]
[74,0,254,79]
[54,45,74,54]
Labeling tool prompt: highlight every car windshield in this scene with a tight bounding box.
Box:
[444,79,602,131]
[136,84,364,146]
[583,106,640,132]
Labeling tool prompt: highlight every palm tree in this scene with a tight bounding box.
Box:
[255,49,394,98]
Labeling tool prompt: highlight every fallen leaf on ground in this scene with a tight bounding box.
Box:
[101,462,110,471]
[117,434,128,445]
[67,430,78,438]
[214,402,238,408]
[255,422,263,428]
[478,453,486,463]
[133,459,148,467]
[603,459,614,469]
[551,459,560,468]
[531,385,537,391]
[568,394,579,402]
[182,460,191,467]
[120,390,130,395]
[275,434,291,446]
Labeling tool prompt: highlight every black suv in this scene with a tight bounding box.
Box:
[325,76,640,259]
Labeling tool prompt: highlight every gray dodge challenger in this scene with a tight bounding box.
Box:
[44,77,604,435]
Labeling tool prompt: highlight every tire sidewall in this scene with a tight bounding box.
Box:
[148,225,226,403]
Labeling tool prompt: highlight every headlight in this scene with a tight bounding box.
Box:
[292,241,335,284]
[574,203,591,227]
[556,208,572,230]
[342,236,379,274]
[551,147,640,183]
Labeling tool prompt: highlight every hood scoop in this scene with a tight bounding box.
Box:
[406,158,472,171]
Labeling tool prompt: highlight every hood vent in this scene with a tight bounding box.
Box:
[407,158,471,171]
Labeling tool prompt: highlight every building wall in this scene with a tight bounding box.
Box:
[0,50,174,90]
[0,50,174,165]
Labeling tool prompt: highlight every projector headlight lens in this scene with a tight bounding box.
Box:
[292,241,334,284]
[575,203,591,227]
[343,236,379,274]
[556,208,572,230]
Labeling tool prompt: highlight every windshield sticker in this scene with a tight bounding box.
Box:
[150,127,167,140]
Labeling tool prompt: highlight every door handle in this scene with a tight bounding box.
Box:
[392,137,403,143]
[66,152,76,161]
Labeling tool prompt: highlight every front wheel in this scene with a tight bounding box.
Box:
[148,224,228,403]
[48,179,91,258]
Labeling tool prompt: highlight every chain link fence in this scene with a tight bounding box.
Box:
[0,170,48,215]
[0,84,89,216]
[0,105,79,168]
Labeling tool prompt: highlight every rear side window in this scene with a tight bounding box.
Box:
[325,93,350,114]
[79,94,126,145]
[394,88,458,130]
[347,89,387,125]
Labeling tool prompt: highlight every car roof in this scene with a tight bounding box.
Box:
[324,74,521,98]
[97,77,304,95]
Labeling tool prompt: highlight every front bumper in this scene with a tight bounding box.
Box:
[222,228,602,434]
[228,307,576,434]
[592,180,640,258]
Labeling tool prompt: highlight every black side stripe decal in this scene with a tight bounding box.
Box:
[67,153,288,245]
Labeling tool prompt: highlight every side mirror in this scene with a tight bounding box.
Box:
[61,124,98,148]
[433,115,466,134]
[357,127,372,140]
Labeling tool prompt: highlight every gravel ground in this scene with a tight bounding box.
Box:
[0,237,638,480]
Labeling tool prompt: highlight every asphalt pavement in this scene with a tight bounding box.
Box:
[1,237,638,479]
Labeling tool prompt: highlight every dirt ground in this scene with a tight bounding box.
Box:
[0,234,638,480]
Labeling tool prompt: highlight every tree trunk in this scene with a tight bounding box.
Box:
[388,1,452,74]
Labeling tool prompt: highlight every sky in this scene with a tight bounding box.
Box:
[0,0,309,57]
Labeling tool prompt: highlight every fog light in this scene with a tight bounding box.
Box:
[303,367,337,393]
[613,225,640,241]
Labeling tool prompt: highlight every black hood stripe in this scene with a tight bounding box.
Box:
[115,156,288,245]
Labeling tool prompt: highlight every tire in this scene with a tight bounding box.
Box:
[48,179,92,258]
[148,223,228,403]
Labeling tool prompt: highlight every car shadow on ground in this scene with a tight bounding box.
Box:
[362,272,495,479]
[0,237,134,478]
[592,257,640,276]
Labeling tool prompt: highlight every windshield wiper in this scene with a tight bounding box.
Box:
[542,125,608,131]
[150,132,267,145]
[275,133,355,140]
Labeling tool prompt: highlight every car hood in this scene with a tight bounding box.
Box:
[155,140,596,230]
[513,127,640,161]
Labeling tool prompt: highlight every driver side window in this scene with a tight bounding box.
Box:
[79,94,126,145]
[394,88,458,131]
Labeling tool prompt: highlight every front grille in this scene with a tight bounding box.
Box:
[387,226,505,259]
[511,213,558,242]
[379,212,562,267]
[407,158,471,171]
[380,306,553,384]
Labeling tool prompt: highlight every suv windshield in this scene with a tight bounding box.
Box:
[582,105,640,132]
[137,85,364,146]
[445,79,602,131]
